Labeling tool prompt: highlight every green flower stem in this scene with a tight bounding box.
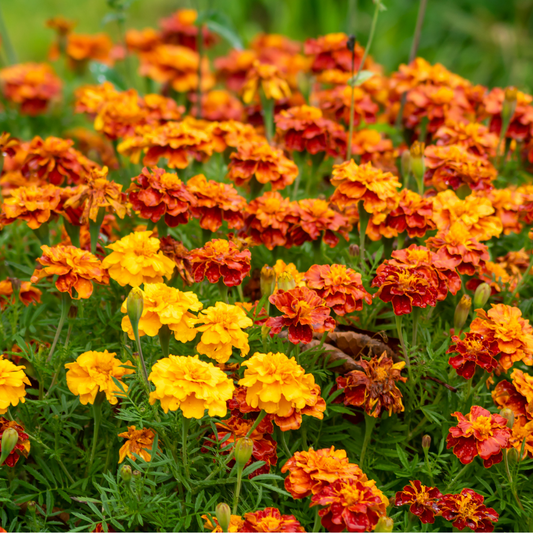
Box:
[395,314,409,367]
[47,293,70,363]
[86,391,105,475]
[232,467,244,515]
[278,427,292,458]
[411,307,420,348]
[158,324,171,358]
[63,219,81,248]
[259,90,275,144]
[423,447,434,486]
[89,208,105,255]
[245,410,267,439]
[504,449,525,513]
[444,463,470,492]
[218,279,229,304]
[358,202,370,272]
[360,413,377,467]
[182,416,191,479]
[312,507,321,533]
[131,319,150,390]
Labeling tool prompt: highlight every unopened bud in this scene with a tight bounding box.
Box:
[127,287,144,330]
[348,244,360,257]
[133,469,141,479]
[216,502,231,533]
[27,501,37,515]
[260,266,276,299]
[507,447,519,464]
[422,434,431,450]
[401,149,411,180]
[500,408,515,429]
[374,516,394,532]
[277,272,295,291]
[346,35,356,53]
[0,428,19,465]
[261,324,270,343]
[9,277,21,294]
[234,437,253,470]
[502,87,518,127]
[454,295,471,332]
[473,283,491,309]
[120,464,132,483]
[409,141,425,183]
[68,305,78,319]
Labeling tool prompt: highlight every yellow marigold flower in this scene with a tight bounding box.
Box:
[101,231,175,287]
[65,350,134,405]
[273,259,305,288]
[0,357,31,414]
[242,60,291,104]
[195,302,253,363]
[121,282,202,342]
[118,426,156,463]
[239,352,318,417]
[149,355,235,418]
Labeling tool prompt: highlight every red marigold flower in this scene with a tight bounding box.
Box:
[192,89,244,122]
[470,304,533,371]
[128,166,195,227]
[426,224,489,276]
[493,369,533,422]
[290,199,351,248]
[241,508,305,533]
[159,235,193,286]
[0,279,42,310]
[214,49,258,93]
[447,333,499,379]
[266,286,336,344]
[434,120,499,158]
[274,105,346,157]
[446,405,511,468]
[0,63,62,116]
[228,140,298,192]
[316,86,378,128]
[0,417,30,467]
[395,480,443,524]
[304,264,371,316]
[245,191,300,250]
[159,9,216,50]
[439,488,499,532]
[311,478,388,533]
[336,353,406,418]
[386,189,435,238]
[189,239,251,287]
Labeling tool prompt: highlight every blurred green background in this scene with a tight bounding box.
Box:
[3,0,533,91]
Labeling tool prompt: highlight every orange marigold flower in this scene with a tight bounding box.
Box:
[492,377,530,421]
[0,279,41,310]
[470,304,533,371]
[447,333,500,379]
[191,89,244,122]
[228,140,298,192]
[118,426,156,463]
[0,62,62,116]
[431,190,503,242]
[74,81,119,115]
[241,508,305,533]
[311,478,388,533]
[31,244,109,299]
[0,418,30,467]
[424,144,497,192]
[189,238,251,287]
[426,224,489,276]
[447,405,511,468]
[304,264,371,316]
[439,488,499,532]
[386,189,434,238]
[242,61,291,104]
[186,174,246,232]
[364,206,400,242]
[274,105,346,157]
[266,286,336,344]
[349,128,397,170]
[66,33,114,67]
[395,481,443,525]
[214,49,258,93]
[125,27,161,54]
[337,353,406,417]
[273,259,305,289]
[159,235,193,286]
[1,183,61,229]
[281,447,364,499]
[331,160,401,214]
[434,120,499,158]
[128,166,195,227]
[203,514,244,533]
[509,418,533,458]
[46,16,76,36]
[158,9,216,51]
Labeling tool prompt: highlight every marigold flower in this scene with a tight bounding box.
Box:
[439,488,499,532]
[121,282,201,342]
[31,244,109,299]
[101,231,175,287]
[189,239,251,287]
[304,264,371,316]
[242,61,291,104]
[203,514,244,533]
[0,357,31,414]
[0,418,30,467]
[158,236,193,286]
[311,478,388,533]
[118,426,156,463]
[281,447,364,499]
[158,9,216,50]
[266,286,336,344]
[386,189,434,238]
[148,355,235,417]
[509,418,533,458]
[273,259,305,288]
[192,89,244,122]
[1,183,61,229]
[447,405,511,467]
[186,174,246,232]
[0,62,62,115]
[214,49,257,92]
[434,121,499,158]
[331,160,401,214]
[195,302,253,364]
[316,86,378,128]
[125,27,160,54]
[65,350,134,405]
[240,508,304,532]
[337,353,406,418]
[492,377,531,421]
[395,481,443,524]
[66,33,114,67]
[470,304,533,371]
[349,129,396,170]
[0,279,41,310]
[447,333,499,379]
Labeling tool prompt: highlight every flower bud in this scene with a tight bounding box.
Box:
[409,141,425,183]
[348,244,360,257]
[27,501,37,515]
[277,272,295,291]
[502,87,518,127]
[422,434,431,450]
[234,437,253,470]
[374,516,394,533]
[216,502,231,533]
[0,428,19,466]
[507,447,519,464]
[260,266,276,298]
[68,305,78,319]
[500,408,515,429]
[401,149,411,180]
[9,277,21,295]
[261,324,270,343]
[120,464,132,483]
[473,283,491,309]
[454,295,471,332]
[127,287,144,330]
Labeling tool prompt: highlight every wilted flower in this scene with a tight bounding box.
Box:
[0,357,31,414]
[241,508,305,532]
[65,350,134,405]
[386,189,434,238]
[447,333,499,379]
[31,244,109,299]
[158,236,193,286]
[101,231,175,287]
[149,355,235,418]
[118,426,156,463]
[0,279,42,310]
[395,481,443,524]
[242,61,291,104]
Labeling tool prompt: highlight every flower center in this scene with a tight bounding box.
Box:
[470,415,493,439]
[160,172,182,189]
[456,493,478,520]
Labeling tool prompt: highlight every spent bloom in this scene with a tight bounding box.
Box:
[0,357,31,414]
[395,481,443,524]
[118,426,156,463]
[0,418,30,467]
[65,350,134,405]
